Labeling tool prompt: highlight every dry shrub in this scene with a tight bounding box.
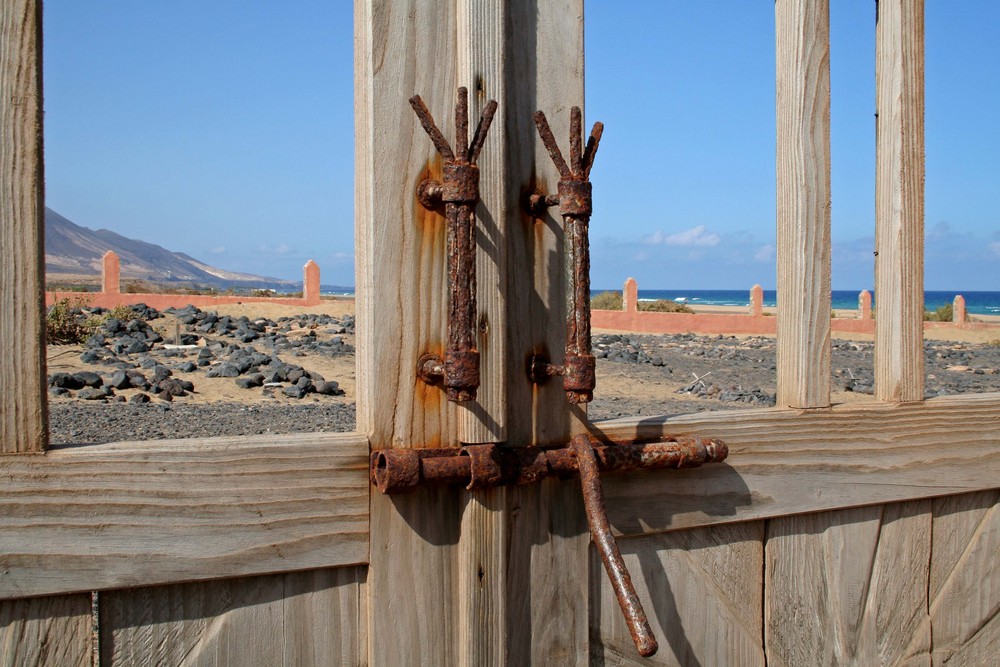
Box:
[590,291,623,310]
[638,299,694,314]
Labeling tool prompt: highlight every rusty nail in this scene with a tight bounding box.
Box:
[411,87,498,402]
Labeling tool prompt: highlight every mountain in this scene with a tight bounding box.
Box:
[44,208,298,289]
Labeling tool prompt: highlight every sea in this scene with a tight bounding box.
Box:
[320,285,1000,316]
[599,289,1000,316]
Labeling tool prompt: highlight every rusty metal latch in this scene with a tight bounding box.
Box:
[371,435,729,657]
[410,87,498,402]
[527,107,603,404]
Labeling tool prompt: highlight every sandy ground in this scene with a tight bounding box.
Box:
[47,300,358,406]
[46,299,1000,413]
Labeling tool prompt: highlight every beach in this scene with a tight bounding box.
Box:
[44,299,1000,445]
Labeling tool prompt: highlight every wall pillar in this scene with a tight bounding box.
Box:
[102,251,121,294]
[303,259,320,305]
[859,290,873,321]
[750,284,764,317]
[623,277,638,313]
[952,295,966,323]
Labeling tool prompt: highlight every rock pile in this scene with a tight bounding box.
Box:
[47,303,352,403]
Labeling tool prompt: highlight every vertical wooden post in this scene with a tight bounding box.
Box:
[357,0,586,663]
[775,0,832,409]
[1,0,47,453]
[875,0,924,402]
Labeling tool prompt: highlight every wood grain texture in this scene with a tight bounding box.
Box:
[928,491,1000,666]
[0,0,47,453]
[875,0,925,402]
[355,0,459,449]
[359,0,587,664]
[775,0,832,409]
[506,479,589,665]
[101,566,366,666]
[765,500,932,665]
[591,522,765,666]
[0,594,92,667]
[591,393,1000,536]
[0,432,369,599]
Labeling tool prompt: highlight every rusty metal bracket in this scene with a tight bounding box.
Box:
[528,107,603,404]
[410,87,498,402]
[370,434,728,658]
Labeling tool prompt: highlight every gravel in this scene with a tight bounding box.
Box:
[48,402,356,445]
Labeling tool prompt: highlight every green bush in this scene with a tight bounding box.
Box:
[46,297,93,344]
[590,291,623,310]
[924,303,954,322]
[638,299,694,314]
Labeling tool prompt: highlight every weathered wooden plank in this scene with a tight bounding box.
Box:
[592,393,1000,535]
[0,432,369,599]
[101,566,366,666]
[775,0,831,409]
[928,491,1000,666]
[506,479,589,665]
[591,522,764,666]
[765,500,932,665]
[355,0,459,449]
[0,593,92,667]
[0,0,47,453]
[875,0,925,402]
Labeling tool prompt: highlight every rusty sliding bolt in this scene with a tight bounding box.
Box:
[370,435,727,657]
[410,88,498,402]
[370,436,727,494]
[529,107,604,404]
[571,434,657,657]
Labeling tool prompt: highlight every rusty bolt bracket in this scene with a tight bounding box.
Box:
[410,88,498,402]
[370,435,727,495]
[530,106,604,404]
[370,434,728,658]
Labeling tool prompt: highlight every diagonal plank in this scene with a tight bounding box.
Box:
[928,493,1000,665]
[592,522,764,666]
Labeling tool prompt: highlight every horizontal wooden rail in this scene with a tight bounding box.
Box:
[592,392,1000,537]
[4,395,1000,599]
[0,432,369,599]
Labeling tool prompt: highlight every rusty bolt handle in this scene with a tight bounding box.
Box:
[570,434,658,657]
[530,108,604,404]
[409,88,498,402]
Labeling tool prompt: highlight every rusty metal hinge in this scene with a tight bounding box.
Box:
[526,107,603,404]
[410,87,498,402]
[371,435,729,657]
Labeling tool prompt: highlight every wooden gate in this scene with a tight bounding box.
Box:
[3,0,998,664]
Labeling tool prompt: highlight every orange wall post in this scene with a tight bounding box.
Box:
[303,259,321,306]
[102,251,121,294]
[859,290,873,320]
[750,284,764,317]
[623,277,638,313]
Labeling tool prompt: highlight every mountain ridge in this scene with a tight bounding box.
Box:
[45,208,298,290]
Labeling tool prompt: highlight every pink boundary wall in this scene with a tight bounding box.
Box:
[592,278,993,337]
[47,252,324,310]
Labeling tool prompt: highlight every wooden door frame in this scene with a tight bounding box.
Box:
[2,0,998,662]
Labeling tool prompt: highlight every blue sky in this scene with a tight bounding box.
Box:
[43,2,999,290]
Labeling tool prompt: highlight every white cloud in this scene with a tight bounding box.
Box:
[208,245,226,255]
[257,243,295,256]
[989,242,1000,259]
[754,244,775,262]
[644,225,721,248]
